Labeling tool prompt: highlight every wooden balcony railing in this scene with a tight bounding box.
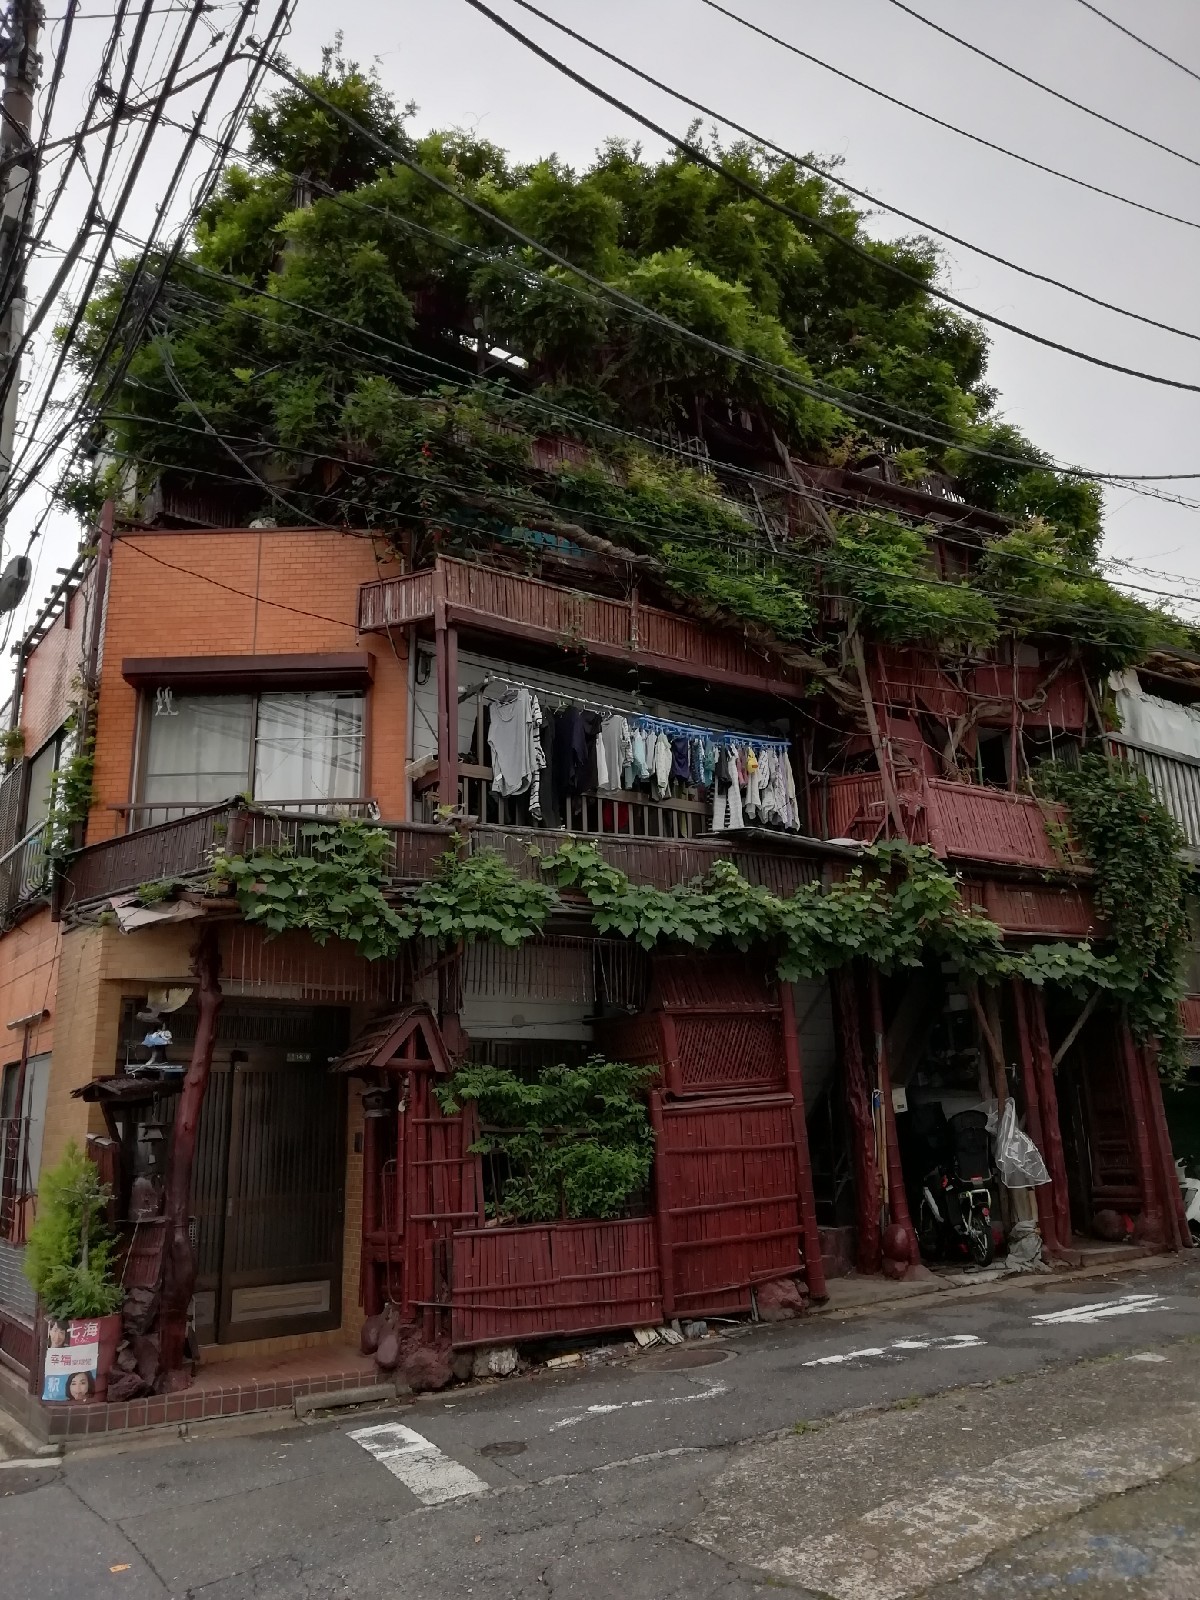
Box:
[816,769,1069,871]
[358,557,806,697]
[1107,735,1200,858]
[60,804,455,913]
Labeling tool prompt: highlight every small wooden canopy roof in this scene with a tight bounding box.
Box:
[72,1075,185,1105]
[330,1004,453,1077]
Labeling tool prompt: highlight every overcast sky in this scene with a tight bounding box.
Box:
[10,0,1200,657]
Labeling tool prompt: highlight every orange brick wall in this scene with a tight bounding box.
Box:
[89,527,407,841]
[0,907,60,1068]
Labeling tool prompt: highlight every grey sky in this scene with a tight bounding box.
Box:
[10,0,1200,660]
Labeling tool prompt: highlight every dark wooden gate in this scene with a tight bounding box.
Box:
[192,1053,345,1343]
[404,1076,482,1339]
[652,1091,804,1316]
[1059,1016,1141,1225]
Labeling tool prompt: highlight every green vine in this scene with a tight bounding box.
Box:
[42,702,96,863]
[210,824,554,960]
[1039,754,1189,1084]
[435,1056,656,1222]
[210,819,411,962]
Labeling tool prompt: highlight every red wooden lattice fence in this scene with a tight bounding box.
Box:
[450,1219,662,1346]
[652,1092,804,1316]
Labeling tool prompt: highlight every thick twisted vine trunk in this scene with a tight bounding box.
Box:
[158,925,222,1383]
[833,965,882,1274]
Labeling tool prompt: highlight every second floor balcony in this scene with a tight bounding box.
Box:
[814,768,1072,872]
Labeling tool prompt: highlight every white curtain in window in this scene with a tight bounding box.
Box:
[142,694,253,805]
[253,691,364,802]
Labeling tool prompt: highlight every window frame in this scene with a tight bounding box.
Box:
[134,686,369,812]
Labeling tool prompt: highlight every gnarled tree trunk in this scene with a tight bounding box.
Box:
[158,925,222,1383]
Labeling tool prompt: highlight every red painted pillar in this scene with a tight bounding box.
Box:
[780,983,828,1300]
[1139,1042,1187,1250]
[869,965,918,1263]
[1028,986,1073,1250]
[832,966,882,1274]
[1120,1020,1166,1244]
[1013,980,1060,1257]
[649,1091,676,1318]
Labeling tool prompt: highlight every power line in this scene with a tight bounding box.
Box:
[886,0,1200,169]
[494,0,1200,348]
[1075,1,1200,87]
[0,2,291,537]
[260,55,1200,479]
[459,0,1200,398]
[698,2,1200,233]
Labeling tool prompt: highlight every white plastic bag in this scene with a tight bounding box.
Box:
[988,1099,1050,1188]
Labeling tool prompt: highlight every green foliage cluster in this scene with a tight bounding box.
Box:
[41,702,96,864]
[207,813,1185,1071]
[1039,754,1189,1083]
[210,823,554,959]
[24,1142,123,1320]
[64,52,1178,660]
[539,836,1105,992]
[435,1056,655,1222]
[211,819,411,961]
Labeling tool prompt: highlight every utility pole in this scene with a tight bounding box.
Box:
[0,0,41,572]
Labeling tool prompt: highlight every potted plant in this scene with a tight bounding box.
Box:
[24,1143,124,1401]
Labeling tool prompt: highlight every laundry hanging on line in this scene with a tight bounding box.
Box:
[469,672,799,833]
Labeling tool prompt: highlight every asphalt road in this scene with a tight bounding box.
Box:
[5,1253,1200,1599]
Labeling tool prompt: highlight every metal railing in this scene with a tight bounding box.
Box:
[0,822,48,925]
[114,798,380,832]
[0,1115,34,1242]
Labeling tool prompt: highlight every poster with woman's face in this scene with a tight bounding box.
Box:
[42,1319,98,1402]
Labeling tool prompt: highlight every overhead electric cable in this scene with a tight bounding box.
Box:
[1073,0,1200,84]
[0,1,291,531]
[493,0,1200,347]
[698,2,1200,233]
[259,53,1200,476]
[458,0,1200,396]
[886,0,1200,170]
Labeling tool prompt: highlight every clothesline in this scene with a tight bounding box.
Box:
[460,670,791,753]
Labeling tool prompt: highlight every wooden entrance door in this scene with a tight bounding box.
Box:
[192,1052,345,1344]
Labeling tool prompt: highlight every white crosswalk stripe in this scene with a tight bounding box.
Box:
[349,1421,488,1505]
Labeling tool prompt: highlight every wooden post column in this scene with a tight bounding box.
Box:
[159,925,222,1382]
[1012,979,1060,1257]
[433,566,458,813]
[832,966,882,1274]
[1120,1019,1167,1245]
[1027,985,1073,1250]
[1139,1043,1189,1250]
[780,983,828,1301]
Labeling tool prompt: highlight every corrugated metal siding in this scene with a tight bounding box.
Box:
[0,1238,34,1319]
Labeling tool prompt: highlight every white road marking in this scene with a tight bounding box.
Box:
[802,1333,985,1367]
[348,1421,488,1505]
[549,1378,728,1431]
[1032,1293,1167,1325]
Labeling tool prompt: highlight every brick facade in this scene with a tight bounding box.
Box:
[89,527,408,840]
